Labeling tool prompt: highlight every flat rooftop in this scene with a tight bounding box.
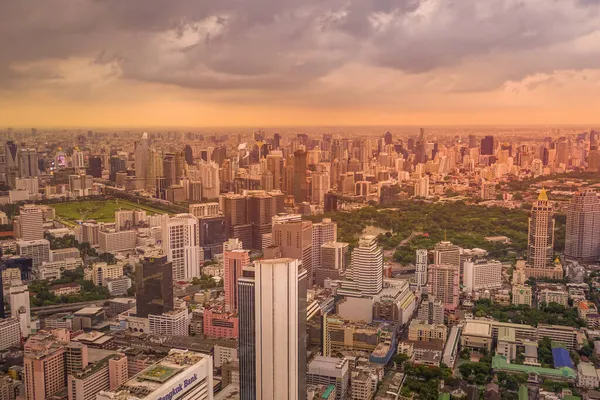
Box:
[463,321,492,337]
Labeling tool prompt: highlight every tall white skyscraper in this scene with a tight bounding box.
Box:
[161,214,201,281]
[255,258,307,400]
[415,249,428,292]
[9,280,31,337]
[135,132,149,180]
[350,235,383,295]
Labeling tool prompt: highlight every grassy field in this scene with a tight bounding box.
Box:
[52,199,165,224]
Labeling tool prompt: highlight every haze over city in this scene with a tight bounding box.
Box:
[2,0,600,127]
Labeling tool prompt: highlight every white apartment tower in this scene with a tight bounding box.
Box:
[255,258,307,400]
[415,249,428,292]
[350,235,383,295]
[161,214,201,281]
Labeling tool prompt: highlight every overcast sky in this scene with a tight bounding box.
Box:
[1,0,600,127]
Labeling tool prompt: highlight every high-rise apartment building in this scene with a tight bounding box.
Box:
[17,239,50,268]
[434,241,461,267]
[199,161,220,199]
[272,218,313,285]
[222,193,252,249]
[415,249,428,292]
[417,298,444,325]
[223,239,250,312]
[254,259,307,400]
[161,214,201,281]
[135,255,174,318]
[427,264,460,311]
[565,189,600,263]
[527,189,557,278]
[18,149,39,178]
[18,204,44,240]
[24,331,67,400]
[312,218,337,269]
[350,235,383,295]
[189,202,220,218]
[0,318,21,351]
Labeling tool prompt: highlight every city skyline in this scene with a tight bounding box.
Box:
[2,1,600,127]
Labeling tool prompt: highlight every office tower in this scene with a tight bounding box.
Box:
[321,242,349,270]
[222,193,252,249]
[238,274,256,400]
[307,356,350,400]
[246,191,280,250]
[199,214,227,259]
[18,149,39,177]
[224,239,250,312]
[109,156,126,182]
[384,131,393,145]
[24,331,67,400]
[527,189,555,276]
[589,146,600,172]
[134,132,149,180]
[293,149,308,204]
[184,144,194,165]
[163,153,177,187]
[324,192,338,213]
[18,204,44,240]
[87,155,102,178]
[311,171,330,204]
[427,264,460,311]
[147,148,163,189]
[9,280,31,337]
[266,152,283,190]
[414,129,427,165]
[255,259,307,400]
[135,255,174,318]
[350,235,383,295]
[480,135,494,156]
[415,249,428,292]
[97,350,213,400]
[161,214,201,281]
[462,259,503,292]
[468,134,478,148]
[198,161,220,200]
[312,218,337,269]
[272,219,313,285]
[556,139,569,166]
[565,189,600,263]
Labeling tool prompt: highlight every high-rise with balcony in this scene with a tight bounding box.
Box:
[272,218,313,286]
[565,189,600,263]
[527,189,557,278]
[24,331,68,400]
[427,264,460,311]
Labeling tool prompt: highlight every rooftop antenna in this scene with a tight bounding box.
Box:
[444,229,447,241]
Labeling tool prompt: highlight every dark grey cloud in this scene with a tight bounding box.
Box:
[0,0,599,92]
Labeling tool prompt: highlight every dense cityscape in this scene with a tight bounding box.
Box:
[0,126,598,400]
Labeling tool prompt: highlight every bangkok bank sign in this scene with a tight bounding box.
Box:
[156,374,198,400]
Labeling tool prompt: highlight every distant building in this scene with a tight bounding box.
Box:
[565,189,600,263]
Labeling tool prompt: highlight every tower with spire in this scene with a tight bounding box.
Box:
[526,188,561,279]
